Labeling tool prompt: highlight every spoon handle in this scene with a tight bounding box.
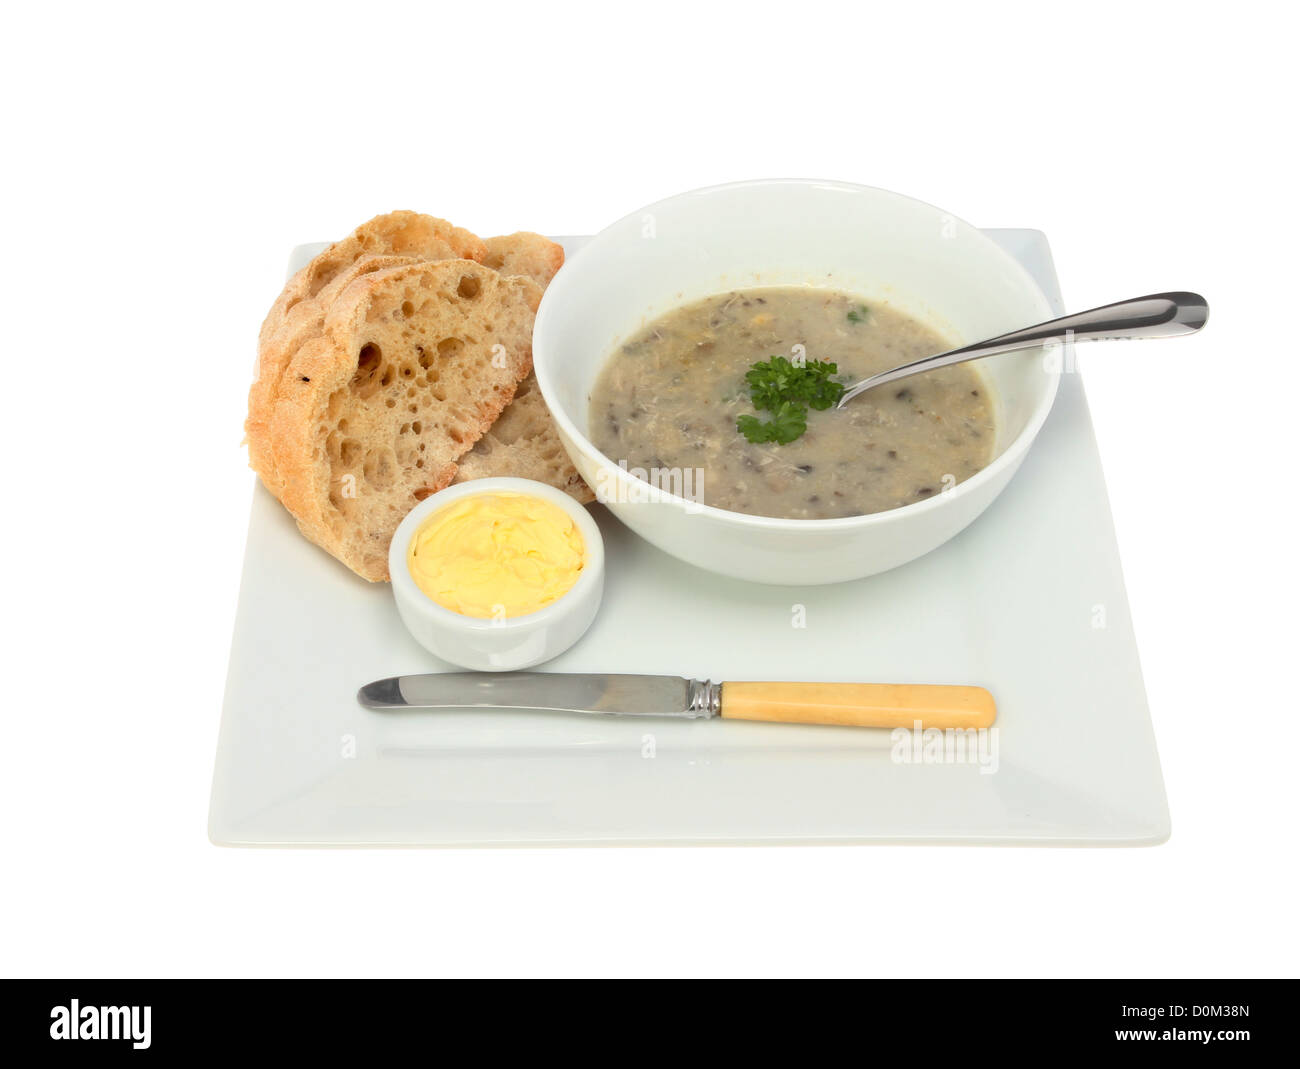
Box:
[837,291,1209,406]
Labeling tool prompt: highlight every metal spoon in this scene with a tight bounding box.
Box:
[836,291,1209,407]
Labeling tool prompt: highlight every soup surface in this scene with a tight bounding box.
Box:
[589,287,994,519]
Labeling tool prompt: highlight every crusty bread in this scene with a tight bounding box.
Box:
[250,254,420,495]
[452,233,592,502]
[482,232,566,289]
[453,372,594,502]
[246,221,593,580]
[264,259,540,581]
[249,212,485,493]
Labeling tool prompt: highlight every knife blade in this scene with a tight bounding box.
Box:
[358,673,715,718]
[357,674,996,730]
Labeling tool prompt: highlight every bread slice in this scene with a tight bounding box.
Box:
[250,254,418,495]
[265,259,540,580]
[481,232,566,288]
[249,213,485,492]
[452,233,592,502]
[453,372,594,502]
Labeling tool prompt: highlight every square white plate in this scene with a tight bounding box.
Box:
[209,230,1169,847]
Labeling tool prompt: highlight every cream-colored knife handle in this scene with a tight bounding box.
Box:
[719,682,996,730]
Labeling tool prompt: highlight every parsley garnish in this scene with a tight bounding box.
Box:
[737,401,808,445]
[735,356,846,444]
[744,356,844,412]
[847,304,869,324]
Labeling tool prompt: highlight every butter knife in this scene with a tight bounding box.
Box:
[358,674,995,730]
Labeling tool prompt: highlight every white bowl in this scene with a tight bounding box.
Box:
[533,178,1059,586]
[388,477,604,671]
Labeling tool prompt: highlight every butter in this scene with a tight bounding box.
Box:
[406,492,585,618]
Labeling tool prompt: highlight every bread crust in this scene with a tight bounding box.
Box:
[482,232,566,289]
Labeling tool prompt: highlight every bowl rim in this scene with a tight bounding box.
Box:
[533,176,1061,531]
[388,476,604,632]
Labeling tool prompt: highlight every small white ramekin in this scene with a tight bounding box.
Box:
[388,477,604,671]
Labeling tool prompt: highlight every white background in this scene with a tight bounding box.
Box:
[4,1,1296,978]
